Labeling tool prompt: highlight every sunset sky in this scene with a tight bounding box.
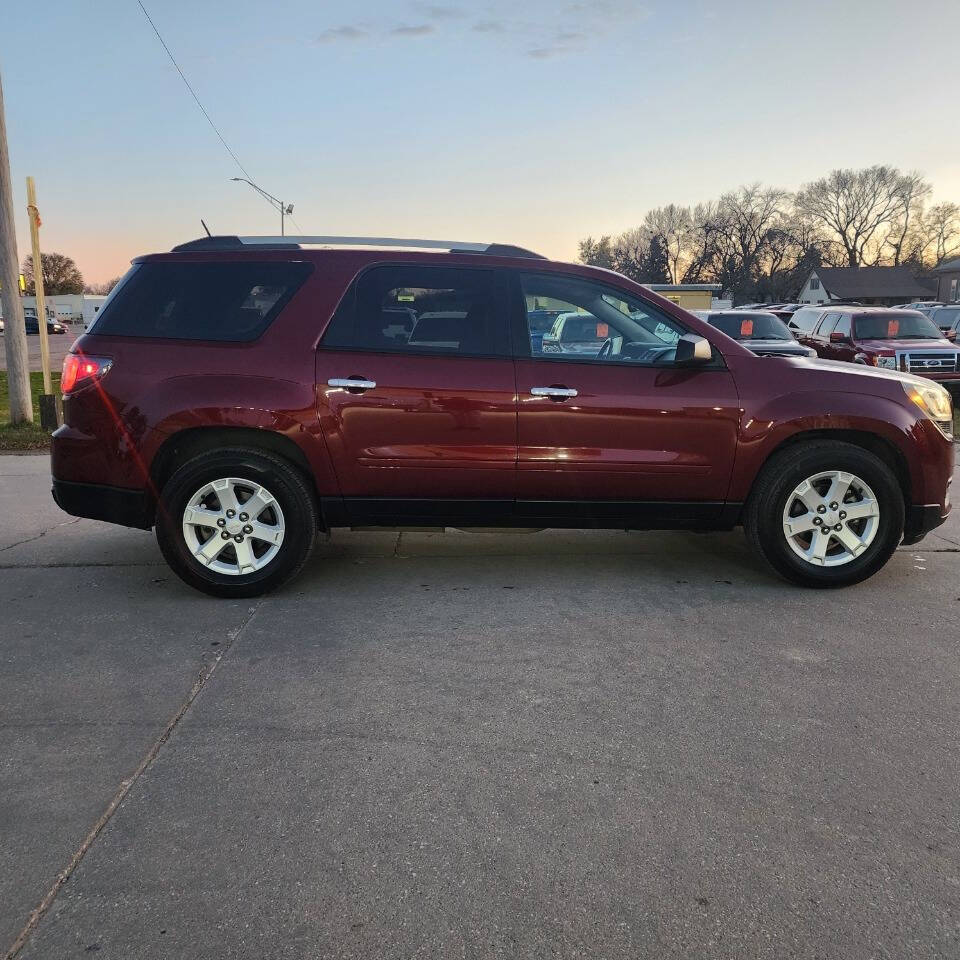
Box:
[2,0,958,284]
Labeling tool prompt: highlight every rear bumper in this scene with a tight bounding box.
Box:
[51,479,153,530]
[902,502,950,546]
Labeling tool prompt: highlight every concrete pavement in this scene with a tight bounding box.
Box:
[1,452,959,959]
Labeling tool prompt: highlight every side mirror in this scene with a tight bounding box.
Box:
[675,333,712,365]
[947,330,957,341]
[829,331,848,343]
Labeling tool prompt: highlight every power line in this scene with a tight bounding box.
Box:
[136,0,253,182]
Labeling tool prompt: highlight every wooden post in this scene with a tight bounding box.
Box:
[0,67,32,423]
[26,176,52,395]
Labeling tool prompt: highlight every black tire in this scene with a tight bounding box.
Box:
[156,447,317,598]
[744,440,904,588]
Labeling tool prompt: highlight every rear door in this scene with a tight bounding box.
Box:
[315,263,517,523]
[509,270,740,522]
[811,312,840,359]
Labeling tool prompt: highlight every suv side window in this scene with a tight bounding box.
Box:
[516,272,692,366]
[322,265,506,357]
[834,314,852,338]
[90,261,313,342]
[817,313,840,337]
[790,308,822,333]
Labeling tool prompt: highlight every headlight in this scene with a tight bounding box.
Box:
[903,379,953,437]
[875,355,897,369]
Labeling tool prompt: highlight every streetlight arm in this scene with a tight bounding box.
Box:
[230,177,284,211]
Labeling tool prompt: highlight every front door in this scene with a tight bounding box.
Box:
[510,271,741,523]
[316,263,517,523]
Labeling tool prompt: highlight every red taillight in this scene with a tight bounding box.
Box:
[61,354,111,394]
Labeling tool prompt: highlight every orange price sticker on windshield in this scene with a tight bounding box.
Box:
[596,322,609,338]
[887,319,899,336]
[740,319,754,337]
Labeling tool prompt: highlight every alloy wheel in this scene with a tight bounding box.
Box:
[181,477,285,576]
[781,470,880,567]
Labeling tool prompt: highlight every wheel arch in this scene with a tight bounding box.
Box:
[150,427,323,523]
[748,428,911,514]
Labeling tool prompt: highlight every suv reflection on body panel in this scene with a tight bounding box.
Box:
[51,236,954,597]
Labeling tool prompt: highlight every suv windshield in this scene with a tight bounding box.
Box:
[853,312,943,340]
[708,312,792,341]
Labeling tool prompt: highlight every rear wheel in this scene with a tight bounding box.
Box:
[745,441,904,588]
[156,448,317,598]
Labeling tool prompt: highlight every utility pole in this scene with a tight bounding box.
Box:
[0,67,32,423]
[27,178,51,392]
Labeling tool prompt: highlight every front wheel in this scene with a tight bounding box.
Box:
[156,448,317,598]
[744,440,904,588]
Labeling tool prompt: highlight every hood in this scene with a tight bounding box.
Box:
[780,355,950,391]
[856,338,958,353]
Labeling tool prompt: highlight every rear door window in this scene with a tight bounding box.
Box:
[816,313,840,337]
[90,261,312,341]
[321,265,507,357]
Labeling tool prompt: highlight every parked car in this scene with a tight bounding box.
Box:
[691,310,817,358]
[51,235,953,596]
[927,304,960,335]
[24,315,67,335]
[795,307,960,390]
[541,311,607,355]
[524,308,563,353]
[900,301,944,311]
[786,304,828,335]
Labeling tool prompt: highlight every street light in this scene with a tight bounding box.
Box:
[229,177,295,236]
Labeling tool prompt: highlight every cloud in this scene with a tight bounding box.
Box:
[564,0,651,18]
[472,20,505,33]
[314,24,368,43]
[526,27,586,58]
[527,46,562,58]
[390,23,435,36]
[414,3,466,18]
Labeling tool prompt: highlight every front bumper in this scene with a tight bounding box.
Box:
[902,502,950,545]
[51,479,153,530]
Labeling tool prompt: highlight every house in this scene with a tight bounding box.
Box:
[796,266,936,306]
[933,257,960,303]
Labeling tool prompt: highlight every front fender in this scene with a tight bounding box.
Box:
[729,389,933,503]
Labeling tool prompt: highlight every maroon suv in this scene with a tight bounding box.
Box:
[51,236,954,597]
[796,306,960,390]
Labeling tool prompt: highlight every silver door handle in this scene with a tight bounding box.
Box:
[328,378,377,391]
[531,386,578,398]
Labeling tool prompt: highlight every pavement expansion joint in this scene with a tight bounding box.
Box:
[2,600,265,960]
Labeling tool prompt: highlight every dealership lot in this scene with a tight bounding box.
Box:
[2,451,959,959]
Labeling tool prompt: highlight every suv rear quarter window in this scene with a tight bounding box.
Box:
[321,265,507,357]
[90,261,312,341]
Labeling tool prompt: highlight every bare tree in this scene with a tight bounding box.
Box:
[794,166,925,267]
[642,204,692,283]
[927,202,960,263]
[83,276,122,295]
[578,236,614,269]
[610,227,652,281]
[883,172,932,265]
[21,252,84,295]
